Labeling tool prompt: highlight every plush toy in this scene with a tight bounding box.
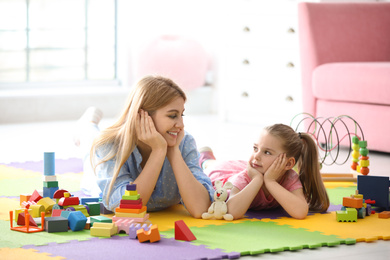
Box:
[202,180,234,221]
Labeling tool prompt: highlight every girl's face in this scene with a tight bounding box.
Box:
[151,97,185,147]
[249,130,287,174]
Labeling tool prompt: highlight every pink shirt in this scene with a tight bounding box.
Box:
[207,160,303,210]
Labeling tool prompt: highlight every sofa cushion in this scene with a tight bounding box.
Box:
[312,62,390,105]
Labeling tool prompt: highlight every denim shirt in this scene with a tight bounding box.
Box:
[96,132,214,212]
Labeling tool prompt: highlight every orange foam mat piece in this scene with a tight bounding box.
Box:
[0,248,65,260]
[262,212,390,242]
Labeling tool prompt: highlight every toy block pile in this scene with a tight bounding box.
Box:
[336,190,374,222]
[112,183,149,222]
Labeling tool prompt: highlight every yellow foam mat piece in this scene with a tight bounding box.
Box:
[0,198,20,221]
[0,165,41,179]
[0,248,65,260]
[324,181,356,189]
[148,204,248,231]
[262,212,390,242]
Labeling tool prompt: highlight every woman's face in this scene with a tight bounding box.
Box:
[151,97,185,146]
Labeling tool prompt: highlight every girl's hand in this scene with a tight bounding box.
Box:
[136,110,167,151]
[247,162,263,181]
[264,153,287,183]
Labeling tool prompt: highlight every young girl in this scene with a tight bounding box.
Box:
[76,75,214,218]
[200,124,329,220]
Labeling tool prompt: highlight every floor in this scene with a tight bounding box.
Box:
[1,113,389,259]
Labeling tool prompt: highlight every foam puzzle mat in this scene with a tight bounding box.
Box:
[1,158,389,259]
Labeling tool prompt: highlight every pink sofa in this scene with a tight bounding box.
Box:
[298,2,390,153]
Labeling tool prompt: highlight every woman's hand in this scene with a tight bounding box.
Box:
[136,109,167,151]
[264,153,287,183]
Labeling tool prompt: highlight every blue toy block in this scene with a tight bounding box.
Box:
[67,211,87,231]
[43,186,59,198]
[60,210,71,219]
[357,175,390,211]
[44,152,55,176]
[80,197,100,205]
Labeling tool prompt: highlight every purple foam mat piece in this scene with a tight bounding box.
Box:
[5,158,83,174]
[244,208,290,219]
[23,236,240,260]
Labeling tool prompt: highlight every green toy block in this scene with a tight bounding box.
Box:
[90,215,112,227]
[86,202,101,216]
[352,136,359,144]
[359,147,369,156]
[43,181,59,188]
[358,140,367,148]
[122,194,140,200]
[336,208,357,222]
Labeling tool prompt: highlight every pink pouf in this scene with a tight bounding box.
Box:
[136,35,209,91]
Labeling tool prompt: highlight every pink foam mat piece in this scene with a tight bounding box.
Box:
[23,236,240,260]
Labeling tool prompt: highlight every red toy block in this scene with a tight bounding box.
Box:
[136,224,160,243]
[53,189,69,200]
[29,190,42,203]
[120,203,143,209]
[17,212,38,227]
[58,196,80,206]
[51,209,65,217]
[378,211,390,219]
[175,220,196,241]
[120,199,142,205]
[343,197,363,208]
[365,199,376,204]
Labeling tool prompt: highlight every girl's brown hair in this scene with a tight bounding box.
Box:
[91,75,186,204]
[265,124,329,212]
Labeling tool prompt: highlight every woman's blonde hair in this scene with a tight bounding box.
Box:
[264,124,329,212]
[91,75,186,203]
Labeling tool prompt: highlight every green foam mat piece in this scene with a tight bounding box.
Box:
[161,220,356,255]
[327,186,357,206]
[1,220,128,248]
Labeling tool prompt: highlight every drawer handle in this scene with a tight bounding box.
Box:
[286,62,294,68]
[243,59,250,65]
[286,96,294,102]
[241,92,249,97]
[243,26,250,32]
[287,28,295,34]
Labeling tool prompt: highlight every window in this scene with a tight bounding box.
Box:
[0,0,117,85]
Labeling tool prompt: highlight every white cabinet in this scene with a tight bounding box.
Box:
[217,0,303,126]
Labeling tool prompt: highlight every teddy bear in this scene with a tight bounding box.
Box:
[202,180,234,221]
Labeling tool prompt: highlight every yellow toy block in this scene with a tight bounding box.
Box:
[64,192,70,198]
[90,222,118,237]
[29,204,45,218]
[125,190,138,196]
[37,197,55,212]
[14,208,32,222]
[115,211,146,218]
[360,159,370,167]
